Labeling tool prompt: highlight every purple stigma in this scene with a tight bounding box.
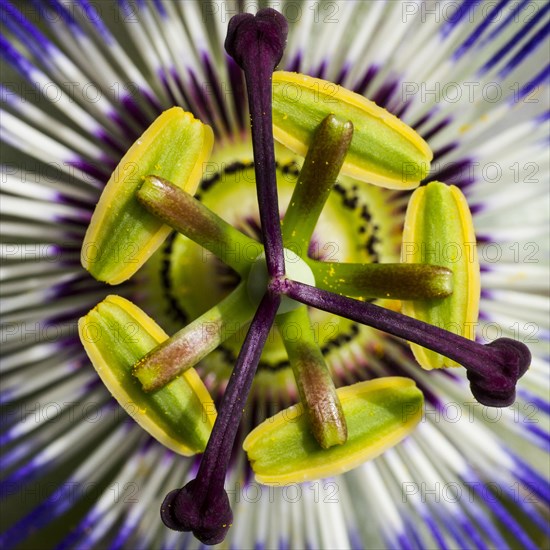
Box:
[160,293,280,544]
[467,338,531,407]
[281,280,531,408]
[161,480,232,545]
[225,8,288,278]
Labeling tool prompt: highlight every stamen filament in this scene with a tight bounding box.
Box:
[134,283,255,392]
[308,261,454,300]
[277,307,347,448]
[161,292,281,544]
[225,8,288,277]
[280,280,530,407]
[137,175,262,276]
[281,115,354,254]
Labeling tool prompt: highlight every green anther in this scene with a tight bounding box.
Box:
[134,283,256,392]
[82,108,213,284]
[277,306,347,449]
[308,261,454,300]
[78,295,217,455]
[272,72,432,189]
[401,181,480,369]
[243,378,424,484]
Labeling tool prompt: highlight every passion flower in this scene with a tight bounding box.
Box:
[76,8,529,545]
[2,2,546,549]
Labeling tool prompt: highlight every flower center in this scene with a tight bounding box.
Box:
[247,248,316,314]
[141,148,398,375]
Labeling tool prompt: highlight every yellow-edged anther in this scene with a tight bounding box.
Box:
[243,378,423,484]
[78,295,217,455]
[401,181,480,369]
[82,108,214,284]
[272,72,432,190]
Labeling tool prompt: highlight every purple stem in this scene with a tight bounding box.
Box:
[196,292,280,491]
[225,8,288,277]
[280,280,530,407]
[160,292,281,544]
